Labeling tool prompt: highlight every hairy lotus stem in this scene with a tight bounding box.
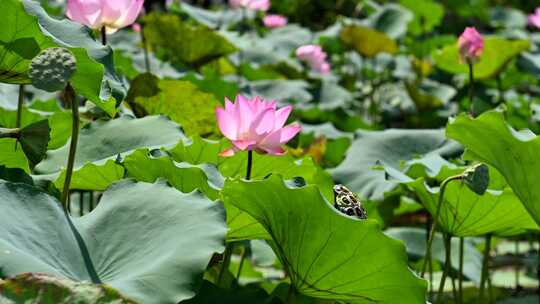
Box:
[468,62,475,116]
[15,85,24,129]
[61,84,80,211]
[436,234,452,304]
[421,174,463,278]
[479,234,492,303]
[101,26,107,45]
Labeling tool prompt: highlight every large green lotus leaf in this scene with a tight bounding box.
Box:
[170,137,334,201]
[123,149,222,200]
[446,111,540,225]
[340,26,398,58]
[169,138,266,241]
[0,179,227,304]
[128,74,220,138]
[386,227,482,283]
[433,38,530,80]
[220,153,334,201]
[52,159,125,192]
[0,0,125,115]
[0,273,136,303]
[144,13,236,67]
[330,128,461,200]
[0,0,54,84]
[407,178,538,237]
[399,0,444,36]
[170,137,334,242]
[221,176,427,303]
[35,115,185,174]
[169,136,230,166]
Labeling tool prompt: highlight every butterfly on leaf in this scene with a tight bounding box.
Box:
[333,184,367,220]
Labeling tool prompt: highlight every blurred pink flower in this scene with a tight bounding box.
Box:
[132,23,141,32]
[263,14,287,28]
[296,45,331,74]
[66,0,144,34]
[216,95,301,157]
[529,7,540,28]
[230,0,270,11]
[458,27,484,64]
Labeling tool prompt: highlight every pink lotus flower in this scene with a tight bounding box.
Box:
[296,45,331,74]
[229,0,270,11]
[216,95,301,156]
[458,27,484,64]
[66,0,144,34]
[263,14,287,28]
[528,7,540,29]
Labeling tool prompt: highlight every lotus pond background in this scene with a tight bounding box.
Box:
[2,0,540,303]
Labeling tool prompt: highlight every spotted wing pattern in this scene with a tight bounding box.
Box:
[333,185,367,220]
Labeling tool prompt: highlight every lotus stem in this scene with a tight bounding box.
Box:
[436,234,452,304]
[101,26,107,45]
[246,150,253,180]
[217,243,233,287]
[140,23,151,73]
[79,191,84,217]
[496,75,504,105]
[479,234,492,303]
[425,213,434,297]
[421,174,463,277]
[15,85,24,129]
[287,284,296,304]
[61,84,79,212]
[537,235,540,304]
[459,237,464,304]
[14,84,25,150]
[468,62,475,116]
[236,245,247,279]
[0,128,20,139]
[451,273,458,303]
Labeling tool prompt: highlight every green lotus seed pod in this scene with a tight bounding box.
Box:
[463,163,489,195]
[29,48,77,92]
